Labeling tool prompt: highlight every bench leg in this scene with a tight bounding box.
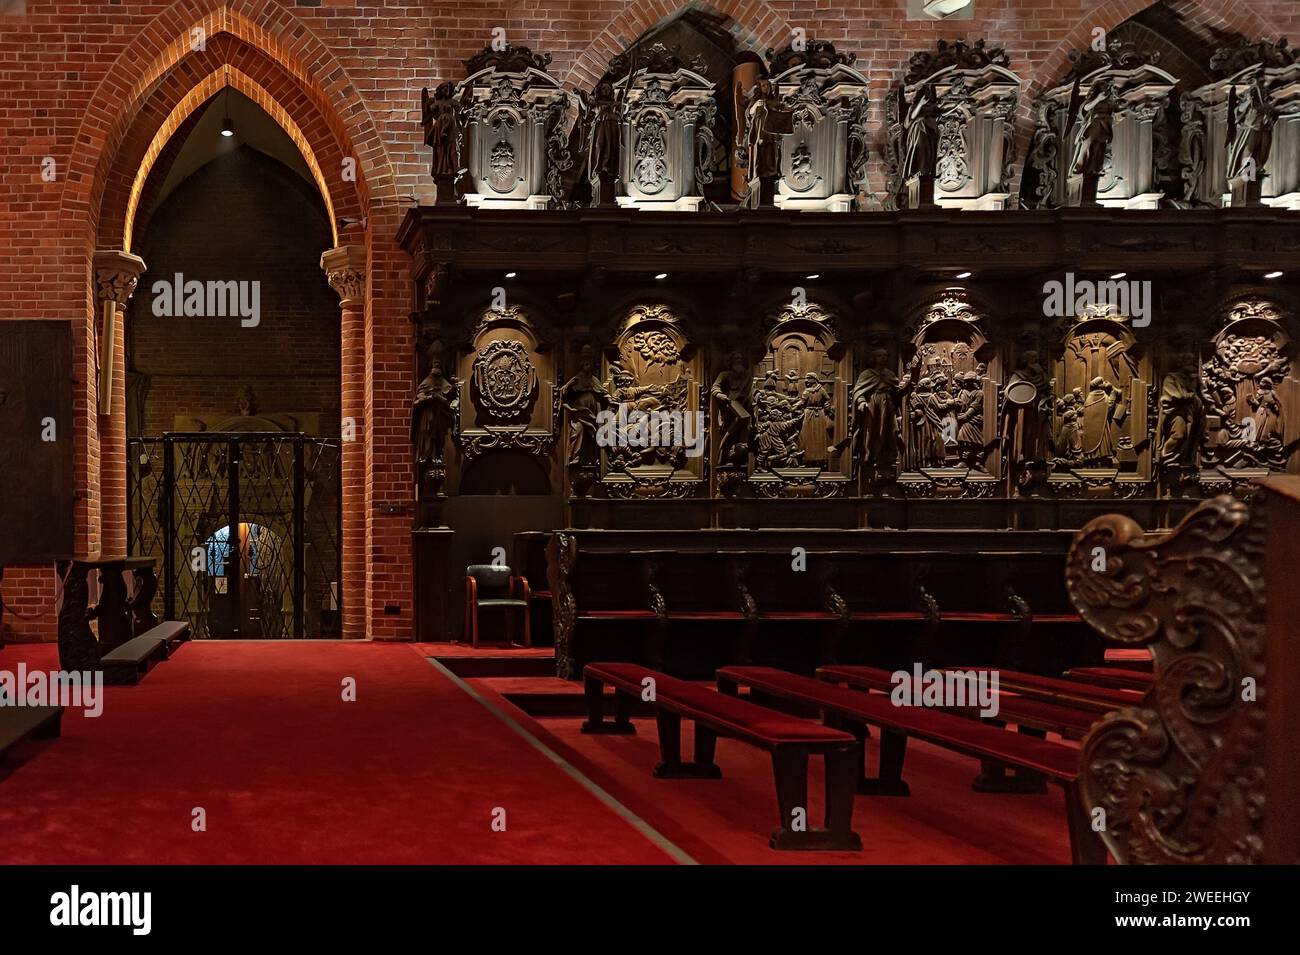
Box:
[1064,781,1109,865]
[581,679,635,735]
[693,725,721,776]
[652,712,720,779]
[859,728,911,796]
[972,759,1049,795]
[769,747,860,851]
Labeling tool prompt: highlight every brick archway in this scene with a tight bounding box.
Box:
[65,0,395,640]
[563,0,796,93]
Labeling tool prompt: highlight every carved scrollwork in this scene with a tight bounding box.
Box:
[548,532,579,680]
[1066,498,1267,863]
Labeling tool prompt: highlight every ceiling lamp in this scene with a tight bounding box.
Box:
[924,0,974,18]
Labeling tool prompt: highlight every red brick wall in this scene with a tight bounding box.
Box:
[0,0,1291,640]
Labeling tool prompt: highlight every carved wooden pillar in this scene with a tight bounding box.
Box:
[1066,496,1267,863]
[322,245,367,640]
[93,250,146,559]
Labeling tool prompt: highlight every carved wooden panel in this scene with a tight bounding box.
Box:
[1067,497,1266,863]
[898,291,1001,497]
[599,303,703,496]
[1199,298,1298,481]
[745,301,850,496]
[0,320,74,563]
[455,305,557,470]
[1049,304,1152,495]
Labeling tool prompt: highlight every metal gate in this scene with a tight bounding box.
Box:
[128,433,341,639]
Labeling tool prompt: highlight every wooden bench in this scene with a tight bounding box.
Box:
[1063,666,1154,692]
[718,666,1107,864]
[818,663,1099,794]
[0,705,64,762]
[100,620,190,685]
[582,662,863,851]
[952,668,1143,714]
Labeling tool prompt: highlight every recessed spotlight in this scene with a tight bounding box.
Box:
[1109,271,1127,280]
[1265,271,1284,280]
[805,273,820,281]
[505,271,517,279]
[654,272,668,280]
[955,271,972,280]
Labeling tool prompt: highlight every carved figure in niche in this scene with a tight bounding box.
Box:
[411,342,460,494]
[909,375,960,468]
[1202,322,1292,470]
[1068,77,1120,179]
[954,370,986,468]
[236,385,257,418]
[742,78,792,206]
[711,351,753,467]
[1078,376,1127,464]
[753,370,803,469]
[603,359,686,471]
[560,344,609,468]
[1249,377,1283,443]
[1227,72,1277,186]
[849,348,903,472]
[1053,388,1085,460]
[422,82,463,180]
[1001,349,1051,467]
[797,372,835,467]
[583,80,620,197]
[902,82,940,181]
[1156,350,1203,472]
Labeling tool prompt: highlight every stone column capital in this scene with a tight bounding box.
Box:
[321,245,367,310]
[93,250,147,307]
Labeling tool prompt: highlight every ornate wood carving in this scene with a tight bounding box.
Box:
[1199,298,1298,479]
[547,531,578,680]
[1067,496,1266,863]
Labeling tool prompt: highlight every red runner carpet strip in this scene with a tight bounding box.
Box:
[0,642,675,865]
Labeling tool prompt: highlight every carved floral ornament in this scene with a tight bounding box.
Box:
[471,339,539,421]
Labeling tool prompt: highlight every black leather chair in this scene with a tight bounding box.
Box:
[464,564,531,647]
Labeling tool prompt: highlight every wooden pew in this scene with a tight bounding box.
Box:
[1062,666,1153,691]
[582,662,863,850]
[0,705,64,763]
[717,665,1107,864]
[950,668,1143,714]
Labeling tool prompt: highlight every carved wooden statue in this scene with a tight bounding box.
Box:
[1000,349,1052,484]
[1227,72,1277,204]
[422,82,465,200]
[742,77,792,208]
[850,348,903,475]
[583,80,620,205]
[560,344,608,470]
[1066,497,1266,863]
[1156,351,1203,476]
[411,341,460,497]
[710,351,753,468]
[901,82,940,202]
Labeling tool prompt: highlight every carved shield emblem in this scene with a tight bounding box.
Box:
[472,339,538,421]
[489,139,516,192]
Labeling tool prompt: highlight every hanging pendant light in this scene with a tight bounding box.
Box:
[220,86,234,137]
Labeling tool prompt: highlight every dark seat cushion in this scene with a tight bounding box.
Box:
[721,666,1082,781]
[100,634,168,666]
[142,620,190,644]
[475,598,527,609]
[585,663,853,746]
[0,705,63,750]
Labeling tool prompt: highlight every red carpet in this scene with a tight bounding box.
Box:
[0,642,677,864]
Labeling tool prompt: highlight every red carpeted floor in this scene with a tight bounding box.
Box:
[0,642,677,865]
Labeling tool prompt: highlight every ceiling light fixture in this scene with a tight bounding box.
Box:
[1109,271,1127,280]
[654,272,668,280]
[955,271,972,279]
[220,85,234,138]
[505,271,517,279]
[923,0,974,19]
[1265,271,1284,279]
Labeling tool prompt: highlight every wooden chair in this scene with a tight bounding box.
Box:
[464,564,530,648]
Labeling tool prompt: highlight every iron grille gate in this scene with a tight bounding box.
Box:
[127,433,341,639]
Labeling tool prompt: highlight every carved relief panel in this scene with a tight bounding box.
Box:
[898,291,1001,496]
[766,41,870,212]
[613,44,719,211]
[1025,45,1176,209]
[746,301,851,497]
[600,304,703,496]
[1199,298,1298,486]
[454,305,556,471]
[886,40,1021,211]
[458,45,572,208]
[1048,305,1152,494]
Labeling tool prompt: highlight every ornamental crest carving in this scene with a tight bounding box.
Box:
[472,339,538,421]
